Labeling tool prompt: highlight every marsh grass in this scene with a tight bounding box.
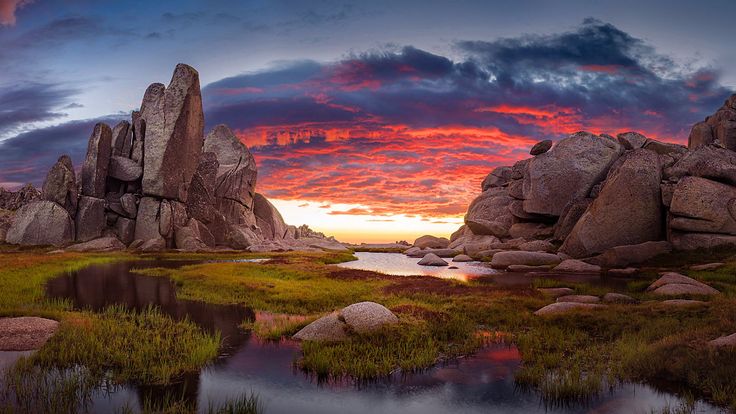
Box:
[241,312,315,340]
[300,315,483,379]
[28,305,220,384]
[2,248,736,410]
[132,259,383,314]
[113,391,264,414]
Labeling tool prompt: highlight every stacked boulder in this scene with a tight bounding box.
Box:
[449,94,736,266]
[4,64,340,252]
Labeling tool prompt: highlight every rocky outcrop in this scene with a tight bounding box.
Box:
[561,149,662,257]
[253,193,287,240]
[6,65,339,252]
[464,187,513,237]
[451,95,736,266]
[0,184,40,211]
[522,132,622,216]
[204,125,258,210]
[688,95,736,150]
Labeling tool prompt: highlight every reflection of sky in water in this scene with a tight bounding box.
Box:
[337,252,498,281]
[1,259,723,414]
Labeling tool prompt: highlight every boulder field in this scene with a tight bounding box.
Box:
[420,94,736,268]
[0,65,342,252]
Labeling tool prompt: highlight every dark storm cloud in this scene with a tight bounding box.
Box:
[196,19,733,216]
[2,20,733,216]
[0,115,124,187]
[0,82,79,137]
[203,19,730,141]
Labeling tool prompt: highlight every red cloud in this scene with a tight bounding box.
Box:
[0,0,32,26]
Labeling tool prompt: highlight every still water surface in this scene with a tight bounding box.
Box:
[1,258,724,413]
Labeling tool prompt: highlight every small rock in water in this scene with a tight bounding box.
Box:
[418,253,449,266]
[452,254,473,262]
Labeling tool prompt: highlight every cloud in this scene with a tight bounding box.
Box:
[197,20,731,218]
[0,82,79,137]
[1,20,732,219]
[0,0,32,26]
[0,115,125,187]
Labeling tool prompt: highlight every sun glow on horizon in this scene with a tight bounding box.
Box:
[270,199,463,244]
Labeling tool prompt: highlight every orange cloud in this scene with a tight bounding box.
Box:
[0,0,32,26]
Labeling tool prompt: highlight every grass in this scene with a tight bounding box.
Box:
[1,306,220,413]
[2,246,736,410]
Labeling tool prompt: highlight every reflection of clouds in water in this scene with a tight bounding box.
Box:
[337,252,497,281]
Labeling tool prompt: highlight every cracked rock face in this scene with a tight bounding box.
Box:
[204,124,258,209]
[81,123,113,199]
[42,155,78,216]
[140,64,204,202]
[6,201,75,246]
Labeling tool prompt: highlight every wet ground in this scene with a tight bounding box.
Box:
[0,257,725,413]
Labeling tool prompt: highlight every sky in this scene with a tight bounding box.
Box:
[0,0,734,243]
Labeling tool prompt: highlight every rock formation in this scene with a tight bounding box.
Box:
[4,65,339,251]
[450,94,736,267]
